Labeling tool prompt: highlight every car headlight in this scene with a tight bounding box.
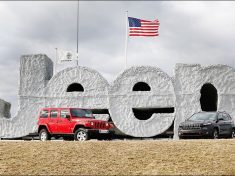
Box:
[90,122,94,126]
[105,122,109,127]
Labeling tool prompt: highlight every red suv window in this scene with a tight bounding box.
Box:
[60,110,70,118]
[50,110,58,118]
[40,110,49,118]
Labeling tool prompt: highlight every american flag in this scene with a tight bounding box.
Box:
[128,17,160,37]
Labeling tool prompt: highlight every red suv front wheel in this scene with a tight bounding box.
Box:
[74,128,89,141]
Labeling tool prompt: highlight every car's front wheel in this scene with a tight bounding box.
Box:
[39,129,51,141]
[74,128,89,141]
[212,128,219,139]
[231,128,235,139]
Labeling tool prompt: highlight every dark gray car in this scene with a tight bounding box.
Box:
[178,111,235,139]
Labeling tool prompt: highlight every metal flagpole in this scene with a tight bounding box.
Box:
[125,11,129,69]
[76,0,79,66]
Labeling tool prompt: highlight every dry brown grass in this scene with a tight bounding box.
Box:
[0,139,235,175]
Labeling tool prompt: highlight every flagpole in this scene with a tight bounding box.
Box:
[76,0,79,66]
[125,11,129,69]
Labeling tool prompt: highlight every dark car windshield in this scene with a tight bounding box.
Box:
[189,112,217,121]
[70,109,93,118]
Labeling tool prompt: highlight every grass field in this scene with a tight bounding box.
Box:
[0,139,235,175]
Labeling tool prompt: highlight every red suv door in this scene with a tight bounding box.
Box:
[47,109,59,133]
[57,109,72,134]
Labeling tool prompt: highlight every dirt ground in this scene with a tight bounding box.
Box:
[0,139,234,175]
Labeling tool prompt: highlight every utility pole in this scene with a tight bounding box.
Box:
[76,0,79,66]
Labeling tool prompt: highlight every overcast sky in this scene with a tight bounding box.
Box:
[1,1,235,115]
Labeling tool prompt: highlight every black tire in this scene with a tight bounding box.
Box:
[212,128,219,139]
[39,129,51,141]
[231,128,235,139]
[74,128,89,141]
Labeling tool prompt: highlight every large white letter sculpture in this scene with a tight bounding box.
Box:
[174,64,235,138]
[109,66,175,137]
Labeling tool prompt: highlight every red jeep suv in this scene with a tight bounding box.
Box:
[37,108,113,141]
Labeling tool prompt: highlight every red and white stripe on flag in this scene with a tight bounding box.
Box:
[129,17,160,37]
